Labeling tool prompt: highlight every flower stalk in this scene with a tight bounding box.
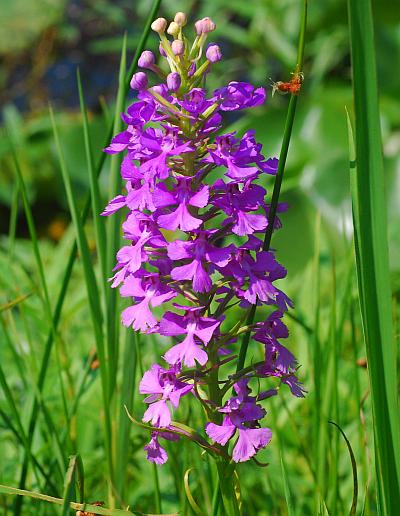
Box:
[102,12,305,514]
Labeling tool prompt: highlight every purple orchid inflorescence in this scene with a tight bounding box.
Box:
[103,13,304,466]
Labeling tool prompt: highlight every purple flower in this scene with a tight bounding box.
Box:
[144,431,180,465]
[160,306,221,366]
[211,180,267,236]
[168,232,234,293]
[103,15,303,467]
[110,212,167,285]
[120,274,176,331]
[140,363,193,427]
[144,432,168,464]
[205,380,272,462]
[177,88,215,116]
[138,50,156,69]
[155,179,209,231]
[214,82,266,111]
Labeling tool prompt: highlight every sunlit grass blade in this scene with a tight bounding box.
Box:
[347,0,400,511]
[184,469,201,515]
[0,292,33,313]
[0,484,178,515]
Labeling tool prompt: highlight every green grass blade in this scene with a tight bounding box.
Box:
[105,33,127,404]
[0,408,59,495]
[9,0,161,506]
[328,422,358,516]
[8,135,53,320]
[347,0,400,511]
[8,182,19,258]
[280,452,295,516]
[77,69,108,292]
[49,107,114,492]
[0,484,177,515]
[61,456,78,516]
[115,330,138,501]
[0,366,43,489]
[183,469,201,515]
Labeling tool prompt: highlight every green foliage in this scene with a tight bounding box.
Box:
[348,0,400,512]
[0,0,399,514]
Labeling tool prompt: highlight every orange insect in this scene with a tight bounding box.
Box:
[271,71,304,97]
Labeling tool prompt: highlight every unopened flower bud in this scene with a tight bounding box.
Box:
[138,50,155,69]
[171,39,184,56]
[130,72,148,91]
[195,17,216,35]
[188,62,196,77]
[167,21,180,36]
[174,12,187,27]
[167,72,181,92]
[159,42,167,57]
[206,43,222,63]
[151,17,167,34]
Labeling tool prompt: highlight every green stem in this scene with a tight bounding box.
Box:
[215,460,240,516]
[152,463,162,513]
[236,0,307,373]
[211,478,221,516]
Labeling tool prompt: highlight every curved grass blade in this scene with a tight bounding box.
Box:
[328,421,358,516]
[184,469,202,515]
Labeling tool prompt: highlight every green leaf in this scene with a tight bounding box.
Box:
[280,452,295,516]
[347,0,400,512]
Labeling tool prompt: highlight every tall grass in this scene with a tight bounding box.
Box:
[348,0,400,513]
[2,0,162,513]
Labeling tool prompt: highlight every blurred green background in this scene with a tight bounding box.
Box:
[1,0,400,273]
[1,0,400,514]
